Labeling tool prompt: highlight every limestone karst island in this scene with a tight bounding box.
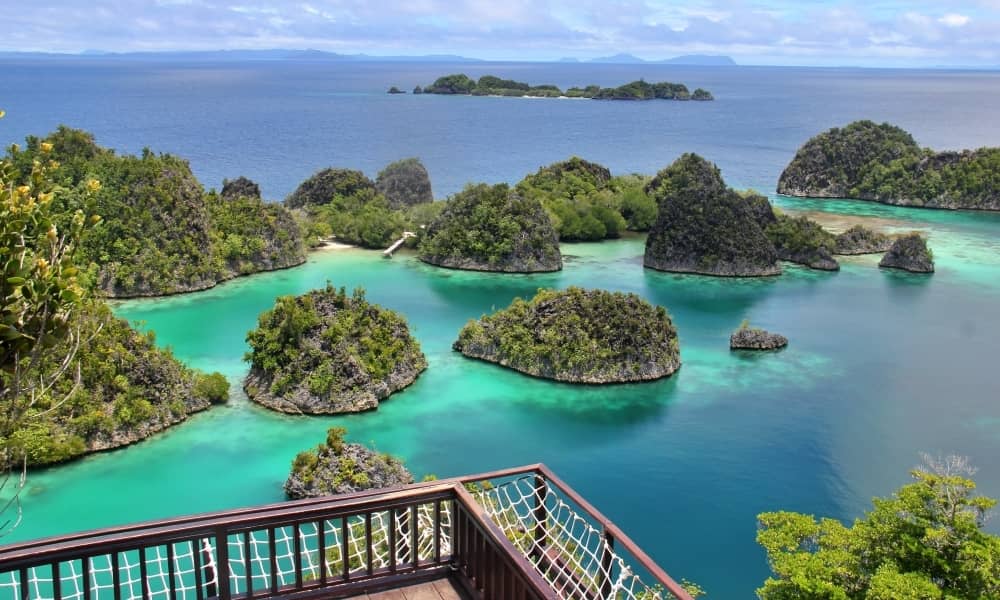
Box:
[3,5,1000,600]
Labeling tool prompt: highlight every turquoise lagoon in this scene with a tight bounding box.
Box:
[12,197,1000,598]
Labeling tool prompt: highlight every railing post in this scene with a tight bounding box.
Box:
[599,528,614,599]
[201,538,219,599]
[532,474,548,560]
[214,528,230,600]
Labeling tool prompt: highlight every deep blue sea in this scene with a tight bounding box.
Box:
[2,59,1000,599]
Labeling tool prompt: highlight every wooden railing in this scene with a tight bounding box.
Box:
[0,465,692,600]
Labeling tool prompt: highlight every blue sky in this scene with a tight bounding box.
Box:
[5,0,1000,66]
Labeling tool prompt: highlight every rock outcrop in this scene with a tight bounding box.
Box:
[730,324,788,350]
[419,183,562,272]
[244,285,427,414]
[643,154,781,276]
[285,168,376,209]
[221,176,261,200]
[375,158,434,208]
[879,233,935,273]
[453,287,680,383]
[765,215,840,271]
[778,120,1000,211]
[834,225,894,255]
[285,428,413,499]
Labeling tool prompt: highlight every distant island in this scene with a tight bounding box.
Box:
[418,74,713,100]
[779,120,1000,211]
[587,53,736,66]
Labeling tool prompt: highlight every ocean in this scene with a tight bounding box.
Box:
[2,59,1000,598]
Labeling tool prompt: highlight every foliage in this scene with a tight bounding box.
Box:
[2,300,226,467]
[765,214,839,269]
[286,426,411,497]
[515,157,637,241]
[644,154,780,276]
[284,167,376,209]
[244,284,426,402]
[757,455,1000,599]
[206,190,305,276]
[454,287,680,383]
[8,127,302,298]
[418,183,561,272]
[375,157,433,208]
[421,74,713,101]
[303,189,406,249]
[779,120,1000,210]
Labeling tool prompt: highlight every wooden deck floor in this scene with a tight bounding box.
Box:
[350,577,468,600]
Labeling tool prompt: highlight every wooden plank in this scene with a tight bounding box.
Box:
[367,587,407,600]
[401,582,441,600]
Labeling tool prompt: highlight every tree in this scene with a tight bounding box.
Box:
[757,455,1000,599]
[0,118,100,534]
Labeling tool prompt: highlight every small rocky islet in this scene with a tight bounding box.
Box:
[453,287,681,383]
[879,233,935,273]
[243,285,427,415]
[285,427,413,499]
[834,225,894,255]
[778,120,1000,211]
[730,322,789,351]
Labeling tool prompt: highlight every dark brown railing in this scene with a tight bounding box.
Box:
[0,465,693,600]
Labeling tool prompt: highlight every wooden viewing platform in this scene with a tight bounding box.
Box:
[0,464,694,600]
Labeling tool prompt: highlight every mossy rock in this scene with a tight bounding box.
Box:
[879,233,934,273]
[419,183,562,272]
[220,176,261,200]
[375,158,433,208]
[285,168,376,209]
[834,225,893,255]
[244,285,427,414]
[453,287,680,383]
[285,427,413,498]
[730,323,788,350]
[644,154,780,276]
[765,214,839,271]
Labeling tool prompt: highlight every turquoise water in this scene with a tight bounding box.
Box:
[12,198,1000,597]
[5,59,1000,597]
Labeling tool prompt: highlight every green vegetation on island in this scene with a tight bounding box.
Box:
[515,157,657,241]
[285,427,413,498]
[419,183,562,272]
[879,232,935,273]
[244,285,427,414]
[835,224,894,255]
[7,127,305,298]
[454,287,680,383]
[779,120,1000,210]
[644,154,781,276]
[730,320,788,350]
[1,142,228,469]
[421,74,713,101]
[288,161,439,249]
[764,213,840,271]
[757,456,1000,599]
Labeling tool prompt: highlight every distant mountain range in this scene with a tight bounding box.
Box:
[0,49,735,66]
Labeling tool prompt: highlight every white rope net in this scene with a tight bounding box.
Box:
[0,500,451,600]
[472,476,675,600]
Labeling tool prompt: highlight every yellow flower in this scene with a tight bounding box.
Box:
[35,258,49,273]
[86,178,102,192]
[40,142,54,153]
[47,225,58,242]
[15,185,30,197]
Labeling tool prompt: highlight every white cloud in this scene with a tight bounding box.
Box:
[938,13,971,27]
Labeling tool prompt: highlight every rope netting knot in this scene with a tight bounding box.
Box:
[472,475,671,600]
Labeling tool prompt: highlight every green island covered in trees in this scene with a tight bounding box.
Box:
[244,285,427,414]
[418,183,562,272]
[285,426,413,499]
[418,74,713,100]
[879,232,935,273]
[454,287,680,383]
[778,120,1000,211]
[287,159,442,250]
[1,138,229,469]
[644,153,782,276]
[6,126,306,298]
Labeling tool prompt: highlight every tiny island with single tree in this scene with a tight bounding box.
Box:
[244,285,427,414]
[778,120,1000,211]
[285,426,413,499]
[419,74,713,101]
[453,287,681,383]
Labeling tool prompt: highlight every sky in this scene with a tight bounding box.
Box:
[4,0,1000,67]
